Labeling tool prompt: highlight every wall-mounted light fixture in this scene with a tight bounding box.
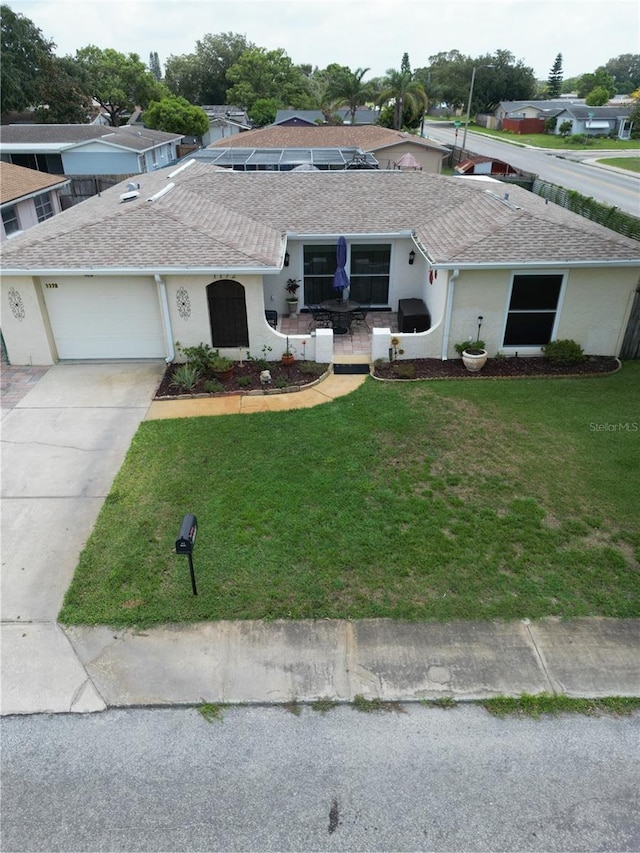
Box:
[408,250,415,265]
[284,252,290,267]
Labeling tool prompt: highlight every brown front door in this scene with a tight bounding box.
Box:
[207,280,249,348]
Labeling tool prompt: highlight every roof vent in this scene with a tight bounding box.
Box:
[126,181,140,191]
[119,190,140,202]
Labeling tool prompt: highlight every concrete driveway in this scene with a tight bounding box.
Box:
[1,361,165,714]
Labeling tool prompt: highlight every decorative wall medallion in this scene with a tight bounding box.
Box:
[8,287,25,321]
[176,287,191,320]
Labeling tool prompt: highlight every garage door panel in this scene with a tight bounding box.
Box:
[43,279,166,359]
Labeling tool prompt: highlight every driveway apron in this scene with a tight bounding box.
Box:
[1,362,165,714]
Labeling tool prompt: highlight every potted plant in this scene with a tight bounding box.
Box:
[281,336,295,365]
[454,337,488,372]
[285,278,300,315]
[209,350,234,381]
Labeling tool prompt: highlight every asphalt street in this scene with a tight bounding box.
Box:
[422,125,640,215]
[2,705,640,852]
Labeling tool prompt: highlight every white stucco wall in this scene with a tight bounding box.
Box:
[556,267,639,355]
[163,274,315,364]
[1,276,57,364]
[448,269,511,358]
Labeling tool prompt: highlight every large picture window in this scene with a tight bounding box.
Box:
[302,243,391,306]
[503,274,563,346]
[350,244,390,305]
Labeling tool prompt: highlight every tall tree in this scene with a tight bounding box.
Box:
[600,54,640,93]
[144,95,208,136]
[1,4,55,113]
[377,58,427,130]
[225,47,313,110]
[73,46,166,126]
[149,51,162,82]
[577,69,617,99]
[546,53,563,99]
[165,32,253,104]
[34,55,93,123]
[326,66,373,124]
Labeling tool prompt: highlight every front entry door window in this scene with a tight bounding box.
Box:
[207,280,249,348]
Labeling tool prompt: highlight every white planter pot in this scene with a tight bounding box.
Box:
[462,349,488,372]
[286,301,298,316]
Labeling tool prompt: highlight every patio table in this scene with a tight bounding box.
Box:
[320,299,361,335]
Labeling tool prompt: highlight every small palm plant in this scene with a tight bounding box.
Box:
[170,364,201,392]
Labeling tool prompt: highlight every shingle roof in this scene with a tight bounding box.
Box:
[0,124,184,152]
[1,162,637,273]
[209,125,449,153]
[0,162,69,204]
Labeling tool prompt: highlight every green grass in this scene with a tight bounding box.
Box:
[596,157,640,173]
[59,365,640,627]
[481,694,640,718]
[465,125,640,150]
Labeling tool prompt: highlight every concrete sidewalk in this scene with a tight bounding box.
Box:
[1,363,639,716]
[63,617,640,709]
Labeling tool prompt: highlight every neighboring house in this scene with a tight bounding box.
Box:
[493,100,634,138]
[0,124,184,176]
[208,125,450,173]
[1,162,70,242]
[2,162,638,368]
[199,106,252,146]
[274,109,380,126]
[551,105,634,138]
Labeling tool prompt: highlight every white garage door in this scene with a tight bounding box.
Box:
[43,278,166,359]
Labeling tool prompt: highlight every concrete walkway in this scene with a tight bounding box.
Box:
[1,363,639,715]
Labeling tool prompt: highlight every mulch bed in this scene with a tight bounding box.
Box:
[155,356,620,399]
[372,356,620,381]
[155,360,330,398]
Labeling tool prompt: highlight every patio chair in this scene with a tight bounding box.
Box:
[265,310,278,329]
[306,304,332,332]
[349,295,371,331]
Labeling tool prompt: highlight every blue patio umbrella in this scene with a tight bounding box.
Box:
[333,236,350,300]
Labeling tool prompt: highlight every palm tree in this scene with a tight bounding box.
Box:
[377,68,428,130]
[326,67,373,124]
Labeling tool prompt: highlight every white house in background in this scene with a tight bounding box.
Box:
[551,104,634,139]
[1,162,638,367]
[1,162,70,242]
[0,124,184,176]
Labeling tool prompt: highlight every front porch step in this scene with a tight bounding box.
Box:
[333,363,371,375]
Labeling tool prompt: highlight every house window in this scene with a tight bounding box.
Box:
[2,205,20,236]
[34,193,54,223]
[349,244,390,305]
[302,243,391,305]
[303,244,337,303]
[503,274,563,346]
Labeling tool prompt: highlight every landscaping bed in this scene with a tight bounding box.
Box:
[373,356,619,381]
[155,360,330,398]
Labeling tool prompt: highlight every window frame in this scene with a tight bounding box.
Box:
[501,270,566,352]
[1,205,21,237]
[34,192,54,223]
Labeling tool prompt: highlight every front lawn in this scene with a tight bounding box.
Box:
[59,365,640,627]
[466,125,640,150]
[596,157,640,173]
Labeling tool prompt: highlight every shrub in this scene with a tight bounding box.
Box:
[298,361,327,376]
[543,339,585,365]
[392,362,416,379]
[170,364,201,392]
[237,375,253,387]
[203,379,224,393]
